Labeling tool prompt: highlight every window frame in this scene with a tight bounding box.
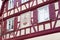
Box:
[7,18,14,31]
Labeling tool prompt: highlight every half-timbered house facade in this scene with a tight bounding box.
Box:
[0,0,60,40]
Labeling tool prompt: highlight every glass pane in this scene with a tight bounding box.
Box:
[38,5,50,23]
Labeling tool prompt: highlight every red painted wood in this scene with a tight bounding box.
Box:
[0,0,8,16]
[14,16,18,30]
[33,9,38,24]
[1,20,7,34]
[49,3,56,20]
[58,0,60,15]
[0,37,2,40]
[31,9,38,32]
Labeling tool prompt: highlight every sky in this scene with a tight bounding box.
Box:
[0,0,2,9]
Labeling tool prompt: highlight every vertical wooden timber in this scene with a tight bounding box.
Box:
[0,37,2,40]
[33,9,38,24]
[14,16,18,30]
[4,20,7,33]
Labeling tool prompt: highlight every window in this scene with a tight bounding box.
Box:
[38,5,50,23]
[20,12,31,29]
[21,0,28,3]
[7,18,14,31]
[8,0,14,10]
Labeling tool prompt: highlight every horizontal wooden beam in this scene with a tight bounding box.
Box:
[5,27,60,40]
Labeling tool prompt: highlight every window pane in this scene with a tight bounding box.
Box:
[38,5,50,23]
[8,0,14,10]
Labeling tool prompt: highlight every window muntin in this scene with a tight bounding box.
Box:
[38,5,50,23]
[7,18,14,31]
[8,0,14,10]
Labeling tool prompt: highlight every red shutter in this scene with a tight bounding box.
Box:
[59,0,60,9]
[49,3,56,20]
[33,9,38,24]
